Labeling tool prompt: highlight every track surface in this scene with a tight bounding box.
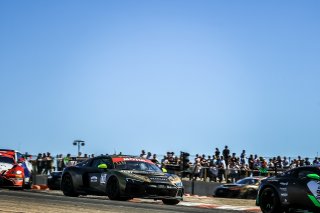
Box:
[0,189,261,213]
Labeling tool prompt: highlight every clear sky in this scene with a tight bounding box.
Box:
[1,1,319,159]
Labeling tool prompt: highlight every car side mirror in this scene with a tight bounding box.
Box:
[307,174,320,181]
[98,163,108,169]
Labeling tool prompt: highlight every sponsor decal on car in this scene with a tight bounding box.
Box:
[280,182,289,186]
[112,157,153,164]
[280,187,287,192]
[100,173,107,184]
[90,176,98,183]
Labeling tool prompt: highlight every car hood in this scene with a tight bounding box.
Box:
[0,162,13,171]
[118,170,180,184]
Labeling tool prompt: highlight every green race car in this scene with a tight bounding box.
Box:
[61,155,184,205]
[256,166,320,213]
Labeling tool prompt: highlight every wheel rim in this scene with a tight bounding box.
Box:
[260,189,276,212]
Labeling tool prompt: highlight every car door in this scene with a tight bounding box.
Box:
[87,157,113,193]
[287,168,319,209]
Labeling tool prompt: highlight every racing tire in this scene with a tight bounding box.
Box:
[61,173,79,197]
[259,187,283,213]
[23,176,33,190]
[162,199,180,205]
[106,177,121,200]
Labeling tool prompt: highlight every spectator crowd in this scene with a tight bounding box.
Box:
[31,146,320,183]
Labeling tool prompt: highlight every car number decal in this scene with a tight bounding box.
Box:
[307,180,320,201]
[100,173,107,184]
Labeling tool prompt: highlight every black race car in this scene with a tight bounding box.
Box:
[214,176,265,199]
[60,155,184,205]
[256,166,320,213]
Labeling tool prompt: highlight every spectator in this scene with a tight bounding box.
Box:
[150,154,159,164]
[230,153,237,163]
[214,148,220,159]
[167,152,175,164]
[146,152,152,159]
[217,156,225,183]
[43,152,53,175]
[276,156,283,168]
[63,153,71,168]
[283,156,289,168]
[297,156,304,167]
[36,153,43,174]
[259,158,268,177]
[161,155,168,164]
[208,163,218,182]
[240,150,246,165]
[229,161,240,183]
[56,154,64,171]
[140,150,147,158]
[223,146,230,168]
[248,154,254,170]
[305,157,311,166]
[192,158,202,180]
[313,157,319,165]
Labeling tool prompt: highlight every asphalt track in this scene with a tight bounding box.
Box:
[0,189,261,213]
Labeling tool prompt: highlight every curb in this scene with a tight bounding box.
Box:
[30,187,261,212]
[31,184,49,190]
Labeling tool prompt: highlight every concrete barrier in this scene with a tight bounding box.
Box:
[33,174,222,196]
[182,180,222,196]
[33,174,48,185]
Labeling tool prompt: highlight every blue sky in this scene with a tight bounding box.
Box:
[1,1,319,159]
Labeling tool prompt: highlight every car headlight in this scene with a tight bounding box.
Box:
[168,175,179,181]
[174,181,183,187]
[9,170,23,175]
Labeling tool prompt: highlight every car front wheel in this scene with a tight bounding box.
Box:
[61,173,79,197]
[107,177,121,200]
[259,187,283,213]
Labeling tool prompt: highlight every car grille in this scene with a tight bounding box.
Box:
[125,182,180,197]
[145,184,177,197]
[149,177,170,183]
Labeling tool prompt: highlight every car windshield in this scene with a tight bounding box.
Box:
[236,178,258,185]
[114,160,162,172]
[0,156,14,164]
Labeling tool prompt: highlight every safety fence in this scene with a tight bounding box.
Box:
[164,164,286,182]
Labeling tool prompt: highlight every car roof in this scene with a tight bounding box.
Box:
[93,155,141,159]
[243,176,266,180]
[0,153,14,158]
[0,150,16,156]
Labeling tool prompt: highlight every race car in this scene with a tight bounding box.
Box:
[256,166,320,213]
[61,155,184,205]
[48,156,89,190]
[214,176,265,199]
[0,149,33,189]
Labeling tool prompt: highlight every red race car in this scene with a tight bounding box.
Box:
[0,150,32,189]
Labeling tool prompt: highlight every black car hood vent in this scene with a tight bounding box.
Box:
[149,176,170,183]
